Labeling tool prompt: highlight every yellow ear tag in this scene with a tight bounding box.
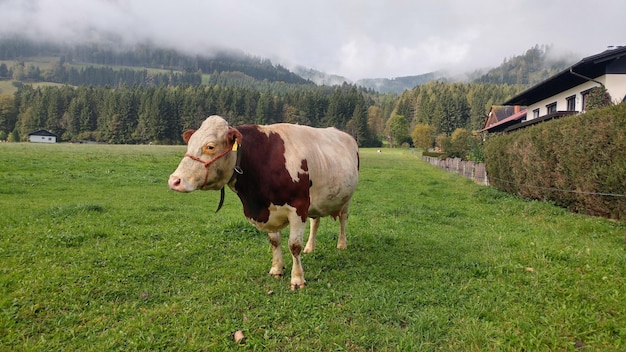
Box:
[232,141,238,151]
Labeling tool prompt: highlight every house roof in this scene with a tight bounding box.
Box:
[482,105,524,129]
[503,46,626,106]
[481,109,527,132]
[28,129,58,137]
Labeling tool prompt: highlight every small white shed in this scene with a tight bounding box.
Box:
[28,130,58,143]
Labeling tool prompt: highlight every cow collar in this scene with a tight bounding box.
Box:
[216,144,243,213]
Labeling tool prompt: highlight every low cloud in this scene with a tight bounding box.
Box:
[1,0,624,80]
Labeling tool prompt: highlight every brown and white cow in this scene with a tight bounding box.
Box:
[168,115,359,290]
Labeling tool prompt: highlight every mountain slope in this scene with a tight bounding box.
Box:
[294,66,443,94]
[0,36,311,85]
[471,45,575,86]
[293,66,349,86]
[356,72,443,94]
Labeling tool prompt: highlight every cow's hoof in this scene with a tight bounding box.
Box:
[337,243,347,250]
[269,272,283,279]
[269,267,283,278]
[303,246,314,254]
[290,282,306,290]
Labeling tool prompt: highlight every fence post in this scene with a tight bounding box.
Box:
[422,156,489,186]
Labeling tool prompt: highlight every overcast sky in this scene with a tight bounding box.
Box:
[1,0,625,80]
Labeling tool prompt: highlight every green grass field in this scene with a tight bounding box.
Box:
[1,143,625,351]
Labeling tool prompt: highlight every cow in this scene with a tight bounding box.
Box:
[168,115,359,290]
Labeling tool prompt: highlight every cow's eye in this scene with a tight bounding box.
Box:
[202,143,217,155]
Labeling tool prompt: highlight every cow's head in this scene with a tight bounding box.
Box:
[168,115,242,192]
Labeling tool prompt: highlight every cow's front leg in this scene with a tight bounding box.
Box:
[288,215,307,290]
[268,231,284,278]
[304,217,320,253]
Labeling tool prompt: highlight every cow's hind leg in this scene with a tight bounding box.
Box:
[268,231,284,278]
[288,214,307,290]
[337,204,350,250]
[304,217,320,254]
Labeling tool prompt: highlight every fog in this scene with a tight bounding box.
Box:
[1,0,625,80]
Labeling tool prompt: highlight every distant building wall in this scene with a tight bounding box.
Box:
[526,80,597,120]
[605,74,626,103]
[526,73,626,120]
[29,135,57,143]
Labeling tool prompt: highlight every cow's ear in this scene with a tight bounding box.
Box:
[182,129,196,144]
[226,127,242,148]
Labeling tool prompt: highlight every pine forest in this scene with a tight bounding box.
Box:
[0,38,569,147]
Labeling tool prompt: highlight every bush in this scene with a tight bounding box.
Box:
[8,130,19,142]
[422,151,448,159]
[467,137,485,162]
[411,124,435,150]
[586,86,612,111]
[485,104,626,219]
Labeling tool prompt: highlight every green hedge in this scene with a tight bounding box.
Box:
[485,103,626,219]
[422,151,448,159]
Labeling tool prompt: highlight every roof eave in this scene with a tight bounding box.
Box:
[503,47,626,106]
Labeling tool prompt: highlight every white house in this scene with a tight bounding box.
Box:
[484,46,626,133]
[28,130,58,143]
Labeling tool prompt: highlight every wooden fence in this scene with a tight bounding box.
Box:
[422,156,489,186]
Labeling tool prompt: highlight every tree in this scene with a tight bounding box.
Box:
[348,103,379,147]
[255,92,273,124]
[44,88,63,133]
[282,104,298,124]
[585,86,612,111]
[349,104,365,147]
[323,90,342,127]
[0,63,9,79]
[0,94,17,135]
[11,62,25,81]
[8,129,19,142]
[411,124,436,150]
[413,90,432,125]
[387,114,409,148]
[448,128,472,158]
[436,133,450,153]
[60,111,78,141]
[367,105,384,138]
[395,98,412,121]
[18,89,48,137]
[134,87,168,143]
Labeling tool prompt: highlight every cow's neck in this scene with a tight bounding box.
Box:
[227,137,245,191]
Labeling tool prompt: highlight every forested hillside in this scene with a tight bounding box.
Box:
[1,84,387,146]
[402,82,518,132]
[0,36,548,147]
[389,81,524,145]
[295,66,443,94]
[0,37,309,85]
[472,45,574,85]
[356,73,442,94]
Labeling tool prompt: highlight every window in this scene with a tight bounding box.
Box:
[533,108,540,119]
[546,102,557,114]
[566,95,576,111]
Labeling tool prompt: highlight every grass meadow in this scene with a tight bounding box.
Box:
[1,143,625,351]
